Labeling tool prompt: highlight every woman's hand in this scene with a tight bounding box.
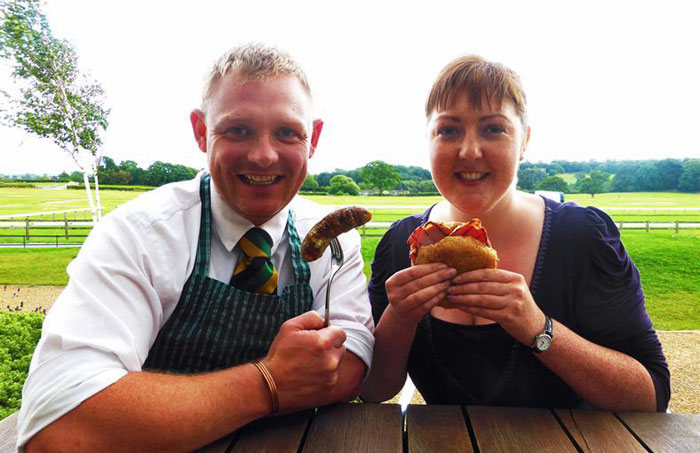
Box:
[385,263,457,326]
[446,268,546,345]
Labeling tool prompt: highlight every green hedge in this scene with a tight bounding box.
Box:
[0,312,43,419]
[67,184,154,191]
[0,183,38,188]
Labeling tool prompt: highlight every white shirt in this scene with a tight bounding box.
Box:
[16,172,374,448]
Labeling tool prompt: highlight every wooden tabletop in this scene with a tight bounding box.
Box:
[3,403,700,452]
[198,403,700,453]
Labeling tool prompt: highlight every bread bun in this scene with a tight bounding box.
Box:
[408,219,498,308]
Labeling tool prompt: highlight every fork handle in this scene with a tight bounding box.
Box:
[324,279,331,328]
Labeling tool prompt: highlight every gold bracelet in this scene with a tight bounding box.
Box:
[253,361,279,414]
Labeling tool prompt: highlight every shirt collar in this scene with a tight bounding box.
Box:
[209,182,288,256]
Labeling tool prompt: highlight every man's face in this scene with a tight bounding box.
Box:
[191,74,322,225]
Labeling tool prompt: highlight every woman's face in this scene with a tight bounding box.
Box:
[428,95,530,217]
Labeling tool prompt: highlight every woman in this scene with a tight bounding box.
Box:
[361,55,670,411]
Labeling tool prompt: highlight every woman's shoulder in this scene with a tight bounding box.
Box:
[544,197,617,241]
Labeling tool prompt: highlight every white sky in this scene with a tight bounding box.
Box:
[1,0,699,176]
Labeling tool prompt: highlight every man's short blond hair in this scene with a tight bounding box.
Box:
[201,43,311,113]
[425,55,528,128]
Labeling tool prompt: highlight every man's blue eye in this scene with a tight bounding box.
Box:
[278,128,296,137]
[227,126,248,135]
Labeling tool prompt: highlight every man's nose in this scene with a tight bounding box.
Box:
[248,134,279,167]
[458,132,483,160]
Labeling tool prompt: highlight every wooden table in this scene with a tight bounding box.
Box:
[196,403,700,453]
[3,403,700,452]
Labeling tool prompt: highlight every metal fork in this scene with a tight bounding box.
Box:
[324,237,345,327]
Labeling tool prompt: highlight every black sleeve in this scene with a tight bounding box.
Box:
[368,218,416,326]
[577,207,670,412]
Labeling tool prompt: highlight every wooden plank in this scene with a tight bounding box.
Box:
[554,409,646,452]
[0,412,18,453]
[230,411,313,453]
[302,403,402,453]
[617,412,700,453]
[406,405,474,453]
[467,406,577,452]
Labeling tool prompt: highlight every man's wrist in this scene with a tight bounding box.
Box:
[253,361,279,414]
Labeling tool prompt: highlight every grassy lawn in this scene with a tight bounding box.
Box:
[0,249,78,286]
[623,230,700,330]
[0,187,144,218]
[566,192,700,207]
[1,188,699,330]
[359,230,700,331]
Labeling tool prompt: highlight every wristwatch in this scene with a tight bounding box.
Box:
[530,315,553,353]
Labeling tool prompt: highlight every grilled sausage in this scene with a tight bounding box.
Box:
[301,206,372,262]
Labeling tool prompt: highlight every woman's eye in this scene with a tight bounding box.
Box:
[437,126,460,137]
[483,125,506,134]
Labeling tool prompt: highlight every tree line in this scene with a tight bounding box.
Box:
[2,157,699,196]
[305,158,700,196]
[517,158,700,195]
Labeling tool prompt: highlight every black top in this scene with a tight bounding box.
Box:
[368,197,670,411]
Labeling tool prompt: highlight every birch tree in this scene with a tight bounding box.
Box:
[1,0,109,222]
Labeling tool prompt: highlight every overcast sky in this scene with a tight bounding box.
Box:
[1,0,699,176]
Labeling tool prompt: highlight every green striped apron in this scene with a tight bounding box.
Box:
[143,174,314,373]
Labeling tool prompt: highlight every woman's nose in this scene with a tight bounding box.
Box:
[458,133,483,159]
[248,135,279,167]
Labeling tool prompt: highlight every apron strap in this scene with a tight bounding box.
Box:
[193,173,212,277]
[286,209,311,286]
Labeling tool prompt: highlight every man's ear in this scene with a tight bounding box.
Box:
[520,126,531,161]
[190,109,207,153]
[309,119,323,159]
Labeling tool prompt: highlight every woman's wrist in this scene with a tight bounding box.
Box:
[384,303,421,330]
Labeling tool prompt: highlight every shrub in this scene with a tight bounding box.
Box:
[0,312,44,419]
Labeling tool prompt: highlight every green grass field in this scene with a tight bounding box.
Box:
[0,230,697,330]
[1,188,699,329]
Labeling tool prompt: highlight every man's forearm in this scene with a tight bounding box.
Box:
[537,320,657,411]
[26,364,271,453]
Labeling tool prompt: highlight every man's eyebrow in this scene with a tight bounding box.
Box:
[214,114,248,124]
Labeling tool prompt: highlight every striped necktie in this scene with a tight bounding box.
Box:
[231,227,279,295]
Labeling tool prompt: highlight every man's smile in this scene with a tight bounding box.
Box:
[239,174,282,185]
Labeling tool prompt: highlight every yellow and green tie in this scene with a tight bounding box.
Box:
[231,228,279,295]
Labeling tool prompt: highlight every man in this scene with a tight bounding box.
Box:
[18,43,374,452]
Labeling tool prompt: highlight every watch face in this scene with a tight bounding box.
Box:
[536,335,552,351]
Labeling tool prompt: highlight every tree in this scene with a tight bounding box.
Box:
[301,173,319,191]
[1,0,109,222]
[419,180,438,193]
[678,159,700,192]
[537,176,569,193]
[360,160,401,195]
[655,159,684,190]
[611,164,637,192]
[517,166,547,191]
[578,170,610,197]
[328,175,360,195]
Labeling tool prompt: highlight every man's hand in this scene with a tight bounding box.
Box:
[262,311,352,412]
